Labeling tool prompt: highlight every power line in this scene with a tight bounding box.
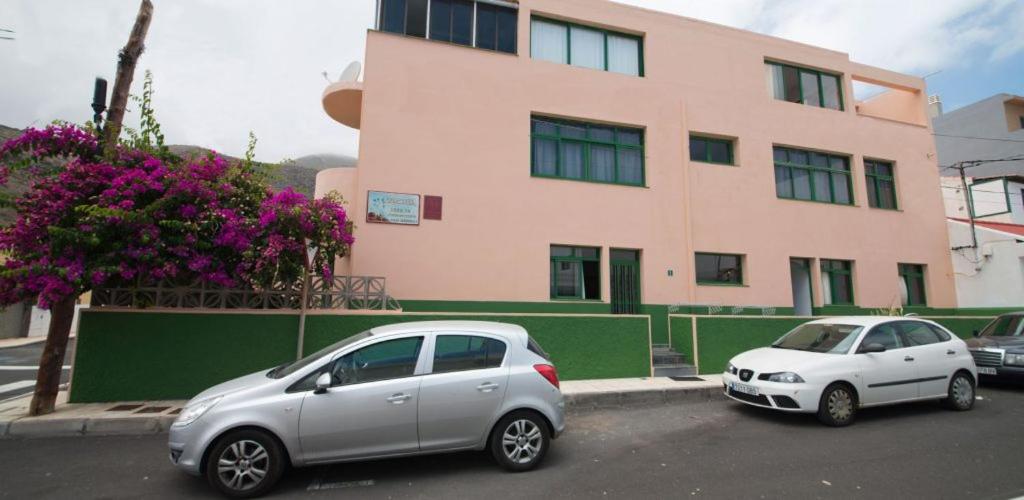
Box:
[933,133,1024,144]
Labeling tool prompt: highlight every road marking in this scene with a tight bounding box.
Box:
[0,380,36,394]
[0,365,71,370]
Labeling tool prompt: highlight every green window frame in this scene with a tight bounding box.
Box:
[689,135,734,165]
[773,146,853,205]
[530,16,644,77]
[694,252,744,286]
[550,245,601,300]
[865,159,898,210]
[821,259,854,305]
[898,263,927,306]
[531,116,645,186]
[765,61,844,111]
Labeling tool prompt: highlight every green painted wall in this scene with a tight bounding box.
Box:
[668,316,694,364]
[692,317,807,374]
[70,310,651,403]
[70,311,299,403]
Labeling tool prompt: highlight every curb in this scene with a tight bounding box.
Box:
[1,386,726,439]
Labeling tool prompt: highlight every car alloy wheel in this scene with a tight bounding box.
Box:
[217,440,269,492]
[502,419,543,465]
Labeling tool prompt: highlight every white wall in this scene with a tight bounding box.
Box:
[27,304,88,338]
[948,220,1024,307]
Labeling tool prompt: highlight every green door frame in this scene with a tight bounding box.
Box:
[610,249,641,315]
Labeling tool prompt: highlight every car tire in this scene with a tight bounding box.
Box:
[944,371,975,411]
[205,429,285,498]
[489,410,550,472]
[817,383,857,427]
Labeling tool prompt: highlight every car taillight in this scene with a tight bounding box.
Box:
[533,364,559,389]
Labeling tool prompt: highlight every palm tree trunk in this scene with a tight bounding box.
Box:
[28,296,77,416]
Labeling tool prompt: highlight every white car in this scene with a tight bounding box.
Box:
[722,317,977,426]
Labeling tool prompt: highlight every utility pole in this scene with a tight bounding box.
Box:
[951,161,979,249]
[102,0,154,157]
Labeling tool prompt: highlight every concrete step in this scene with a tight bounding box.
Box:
[653,353,687,365]
[653,364,698,377]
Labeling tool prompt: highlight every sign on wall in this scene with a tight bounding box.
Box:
[367,190,420,225]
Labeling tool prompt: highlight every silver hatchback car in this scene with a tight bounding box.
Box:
[168,321,565,497]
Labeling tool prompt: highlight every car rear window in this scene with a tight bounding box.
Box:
[527,336,550,360]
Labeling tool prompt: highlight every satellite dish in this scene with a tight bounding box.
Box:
[338,61,362,83]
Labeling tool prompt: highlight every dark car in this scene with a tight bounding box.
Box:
[966,312,1024,382]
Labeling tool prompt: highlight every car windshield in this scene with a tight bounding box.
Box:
[268,331,373,379]
[978,315,1024,337]
[772,324,863,354]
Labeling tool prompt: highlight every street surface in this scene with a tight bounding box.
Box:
[0,339,73,402]
[2,384,1023,499]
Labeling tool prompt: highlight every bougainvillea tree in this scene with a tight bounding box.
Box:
[0,124,354,415]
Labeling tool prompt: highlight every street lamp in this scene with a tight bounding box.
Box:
[296,238,318,361]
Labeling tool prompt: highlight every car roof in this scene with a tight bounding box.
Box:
[805,316,937,328]
[368,320,529,341]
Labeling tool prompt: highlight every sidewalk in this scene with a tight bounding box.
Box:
[0,337,46,349]
[0,375,724,439]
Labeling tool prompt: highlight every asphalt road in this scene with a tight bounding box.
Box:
[3,384,1024,499]
[0,339,73,401]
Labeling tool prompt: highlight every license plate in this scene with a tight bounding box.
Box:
[978,367,997,375]
[730,382,759,396]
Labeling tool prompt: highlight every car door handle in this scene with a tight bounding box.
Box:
[386,393,411,404]
[947,350,956,355]
[477,382,499,392]
[904,356,915,362]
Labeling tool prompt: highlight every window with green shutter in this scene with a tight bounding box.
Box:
[865,160,898,209]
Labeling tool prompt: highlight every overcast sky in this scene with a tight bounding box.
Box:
[1,0,1022,162]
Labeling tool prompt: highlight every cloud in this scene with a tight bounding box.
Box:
[0,0,1020,162]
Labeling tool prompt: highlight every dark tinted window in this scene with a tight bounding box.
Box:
[451,0,473,45]
[433,335,507,373]
[381,0,407,34]
[496,7,517,53]
[429,0,452,41]
[405,0,428,37]
[527,336,550,359]
[475,3,496,50]
[330,337,424,386]
[900,322,944,346]
[695,253,742,284]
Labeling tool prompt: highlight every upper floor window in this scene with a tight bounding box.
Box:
[773,146,852,205]
[865,159,897,210]
[531,116,644,186]
[689,135,734,165]
[530,17,643,76]
[765,61,843,111]
[378,0,517,54]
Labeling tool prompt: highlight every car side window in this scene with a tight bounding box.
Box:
[860,323,904,351]
[432,335,507,374]
[899,321,944,347]
[924,324,952,342]
[330,336,424,386]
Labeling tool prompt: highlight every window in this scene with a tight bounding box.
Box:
[330,336,424,386]
[925,324,952,342]
[765,61,843,110]
[979,315,1024,337]
[820,259,854,305]
[530,17,643,76]
[531,116,644,186]
[773,146,852,205]
[860,323,903,351]
[550,245,600,300]
[898,263,926,306]
[865,160,897,209]
[899,322,945,346]
[432,335,507,373]
[689,135,734,165]
[773,323,863,354]
[695,253,743,285]
[379,0,517,54]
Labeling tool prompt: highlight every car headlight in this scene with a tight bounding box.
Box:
[767,372,805,383]
[1005,353,1024,366]
[172,396,222,427]
[726,363,738,375]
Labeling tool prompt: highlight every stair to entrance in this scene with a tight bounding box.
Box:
[652,345,697,378]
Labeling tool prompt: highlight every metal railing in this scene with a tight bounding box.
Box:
[90,275,401,311]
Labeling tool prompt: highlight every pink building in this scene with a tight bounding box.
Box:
[316,0,956,344]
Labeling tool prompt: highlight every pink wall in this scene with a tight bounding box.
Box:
[318,0,956,309]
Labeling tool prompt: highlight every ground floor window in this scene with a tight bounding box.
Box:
[820,259,854,305]
[695,252,743,285]
[898,263,926,306]
[550,245,600,300]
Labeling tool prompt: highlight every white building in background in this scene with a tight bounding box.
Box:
[947,219,1024,307]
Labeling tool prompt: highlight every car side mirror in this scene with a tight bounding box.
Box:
[860,343,886,354]
[314,372,331,394]
[972,329,980,338]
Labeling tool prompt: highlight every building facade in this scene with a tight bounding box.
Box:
[316,0,957,334]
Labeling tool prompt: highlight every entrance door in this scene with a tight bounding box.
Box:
[610,249,641,314]
[790,258,813,316]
